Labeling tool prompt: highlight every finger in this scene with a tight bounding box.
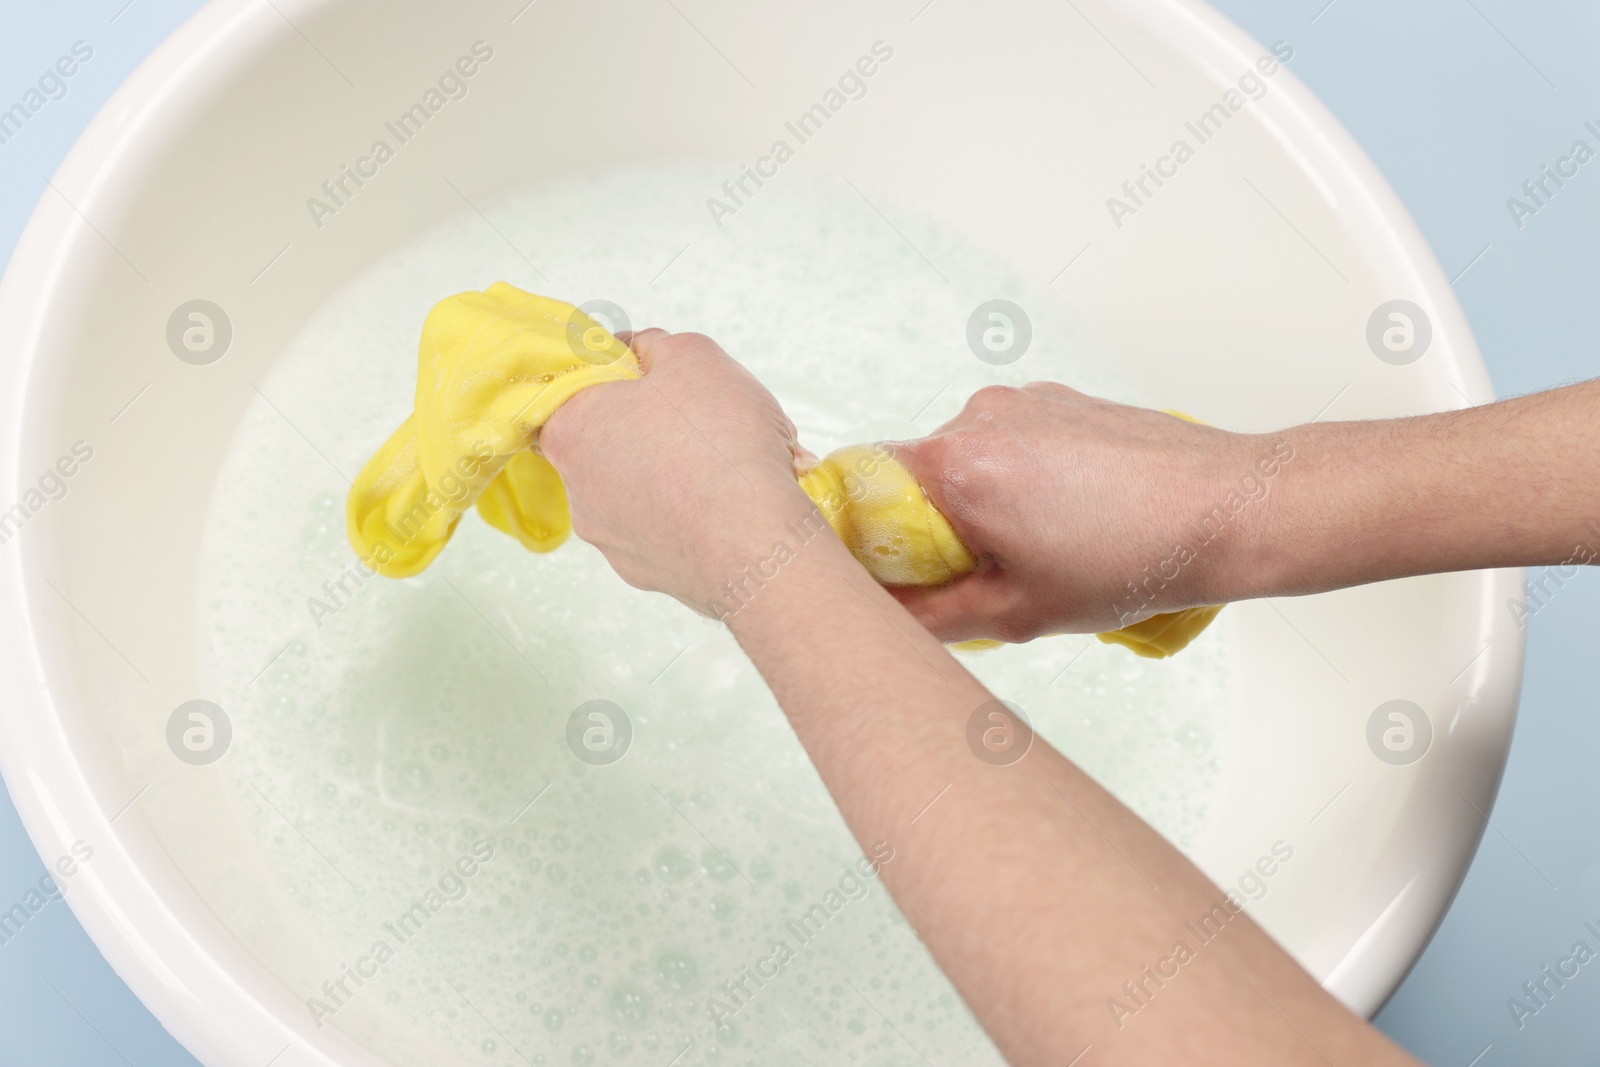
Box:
[537,386,600,468]
[791,442,820,476]
[622,327,672,373]
[921,383,1015,435]
[886,565,1015,643]
[539,372,639,465]
[1022,380,1083,400]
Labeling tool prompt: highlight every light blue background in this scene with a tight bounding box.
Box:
[0,1,1596,1064]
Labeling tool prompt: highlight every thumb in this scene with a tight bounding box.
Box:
[888,434,991,558]
[887,563,1022,643]
[618,327,672,372]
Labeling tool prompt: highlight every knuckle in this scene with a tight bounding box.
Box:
[968,384,1020,410]
[669,331,719,354]
[564,507,594,541]
[536,426,570,465]
[989,583,1047,643]
[907,433,951,470]
[989,617,1030,644]
[623,326,667,350]
[992,613,1046,644]
[1024,380,1079,400]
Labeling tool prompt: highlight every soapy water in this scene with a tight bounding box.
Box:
[198,164,1237,1066]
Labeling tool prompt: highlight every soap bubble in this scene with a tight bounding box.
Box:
[652,846,693,882]
[701,848,738,882]
[655,947,700,992]
[606,982,651,1027]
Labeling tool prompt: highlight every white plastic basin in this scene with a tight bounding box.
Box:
[0,1,1522,1064]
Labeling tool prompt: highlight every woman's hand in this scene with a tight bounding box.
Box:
[543,337,1433,1067]
[889,383,1287,642]
[539,329,819,616]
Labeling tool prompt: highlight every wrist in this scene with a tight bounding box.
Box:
[1209,414,1455,601]
[695,481,849,622]
[1188,427,1307,605]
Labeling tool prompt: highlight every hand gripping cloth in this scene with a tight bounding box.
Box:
[348,283,1221,658]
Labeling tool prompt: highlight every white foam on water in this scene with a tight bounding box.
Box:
[197,163,1238,1066]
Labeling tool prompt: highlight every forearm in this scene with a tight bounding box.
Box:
[1232,379,1600,600]
[727,500,1417,1066]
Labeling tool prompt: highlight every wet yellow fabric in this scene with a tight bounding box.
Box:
[796,443,1221,658]
[348,283,1220,658]
[796,444,977,587]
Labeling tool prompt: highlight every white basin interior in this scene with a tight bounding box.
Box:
[0,1,1523,1065]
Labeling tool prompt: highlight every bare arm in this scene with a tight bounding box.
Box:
[540,331,1423,1067]
[1243,379,1600,598]
[890,379,1600,641]
[726,518,1419,1066]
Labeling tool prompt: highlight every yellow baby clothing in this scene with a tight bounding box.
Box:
[348,283,1220,658]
